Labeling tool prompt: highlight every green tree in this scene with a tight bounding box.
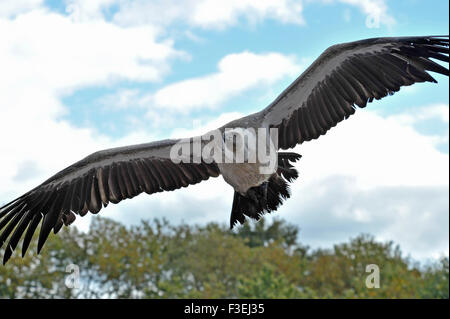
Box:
[1,217,448,299]
[237,263,302,298]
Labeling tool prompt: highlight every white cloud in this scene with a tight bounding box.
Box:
[0,8,181,201]
[0,10,181,95]
[65,0,395,31]
[187,0,305,29]
[281,106,449,260]
[105,0,394,30]
[389,103,449,126]
[0,0,43,18]
[385,104,449,148]
[66,0,118,22]
[148,51,302,112]
[4,0,393,35]
[313,0,395,28]
[112,0,305,29]
[169,112,246,138]
[101,51,303,114]
[282,177,448,261]
[337,0,395,28]
[296,109,449,190]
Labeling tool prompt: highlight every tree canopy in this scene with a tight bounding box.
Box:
[1,217,448,299]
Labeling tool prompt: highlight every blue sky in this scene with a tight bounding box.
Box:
[0,0,448,262]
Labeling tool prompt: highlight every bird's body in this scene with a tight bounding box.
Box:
[1,35,448,264]
[219,161,271,195]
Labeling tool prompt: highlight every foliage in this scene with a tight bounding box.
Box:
[0,217,448,298]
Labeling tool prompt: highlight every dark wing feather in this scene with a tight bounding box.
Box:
[0,138,220,264]
[257,36,449,149]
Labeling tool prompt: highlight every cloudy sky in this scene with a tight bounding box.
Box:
[0,0,448,263]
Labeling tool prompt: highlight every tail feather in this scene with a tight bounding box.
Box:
[229,152,301,229]
[230,192,246,227]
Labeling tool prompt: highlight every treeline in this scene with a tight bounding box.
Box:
[0,217,448,298]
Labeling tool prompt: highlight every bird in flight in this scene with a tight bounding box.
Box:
[0,36,448,264]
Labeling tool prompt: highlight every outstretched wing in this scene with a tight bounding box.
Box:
[257,36,449,149]
[0,138,220,264]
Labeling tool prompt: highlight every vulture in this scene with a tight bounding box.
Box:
[0,35,449,264]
